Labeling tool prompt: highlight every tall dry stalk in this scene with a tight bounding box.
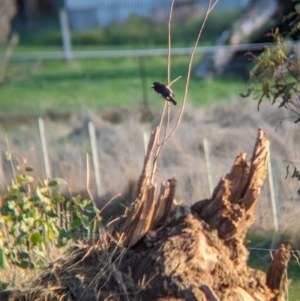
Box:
[165,0,219,142]
[151,0,220,178]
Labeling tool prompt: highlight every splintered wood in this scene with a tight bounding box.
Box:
[192,128,270,241]
[116,127,177,248]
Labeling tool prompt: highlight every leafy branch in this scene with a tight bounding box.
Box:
[242,3,300,122]
[0,151,97,273]
[244,0,300,198]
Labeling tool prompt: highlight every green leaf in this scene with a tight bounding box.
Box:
[295,3,300,13]
[17,260,34,269]
[70,219,81,230]
[65,201,73,212]
[7,201,16,210]
[29,195,40,204]
[25,166,35,172]
[239,88,253,98]
[36,187,52,204]
[282,11,297,23]
[19,186,27,193]
[3,215,13,222]
[44,205,54,213]
[59,228,70,239]
[47,226,56,240]
[257,96,263,111]
[54,177,68,186]
[19,220,29,232]
[30,233,45,245]
[23,217,34,227]
[292,167,300,181]
[0,281,8,292]
[16,175,34,184]
[72,197,81,206]
[48,180,58,187]
[294,117,300,123]
[46,210,58,218]
[285,164,290,179]
[75,210,82,219]
[53,195,65,203]
[0,248,5,269]
[81,215,90,229]
[85,205,96,214]
[262,82,270,98]
[17,251,30,260]
[5,151,12,161]
[278,83,294,108]
[57,229,74,247]
[15,232,29,246]
[17,214,25,222]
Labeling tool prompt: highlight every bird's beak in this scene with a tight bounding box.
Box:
[151,84,154,88]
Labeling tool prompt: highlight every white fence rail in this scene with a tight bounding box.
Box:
[10,43,274,61]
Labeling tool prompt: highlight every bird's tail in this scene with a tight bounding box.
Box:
[168,97,177,105]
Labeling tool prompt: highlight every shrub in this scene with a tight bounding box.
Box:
[0,151,97,274]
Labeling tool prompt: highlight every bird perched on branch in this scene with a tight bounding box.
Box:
[152,82,177,105]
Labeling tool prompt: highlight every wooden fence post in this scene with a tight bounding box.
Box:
[268,148,279,232]
[38,118,51,179]
[88,122,101,198]
[203,138,213,196]
[59,7,72,61]
[143,130,149,155]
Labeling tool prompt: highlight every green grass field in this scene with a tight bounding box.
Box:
[248,256,300,300]
[0,54,246,117]
[247,234,300,300]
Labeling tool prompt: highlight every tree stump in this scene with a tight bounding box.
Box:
[0,129,290,301]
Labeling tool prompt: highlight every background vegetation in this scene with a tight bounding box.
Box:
[17,11,239,47]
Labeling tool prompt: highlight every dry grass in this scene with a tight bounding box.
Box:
[1,99,300,241]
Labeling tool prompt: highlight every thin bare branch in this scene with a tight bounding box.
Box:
[148,0,220,177]
[165,0,220,143]
[150,0,177,180]
[169,75,182,87]
[97,193,121,221]
[151,103,170,179]
[167,0,175,85]
[151,0,219,180]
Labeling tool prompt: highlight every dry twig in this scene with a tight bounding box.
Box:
[165,0,220,143]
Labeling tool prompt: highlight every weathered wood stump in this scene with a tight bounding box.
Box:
[0,129,290,301]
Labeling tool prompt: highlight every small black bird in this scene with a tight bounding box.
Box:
[152,82,177,105]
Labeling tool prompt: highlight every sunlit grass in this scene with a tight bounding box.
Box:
[0,54,246,117]
[247,234,300,301]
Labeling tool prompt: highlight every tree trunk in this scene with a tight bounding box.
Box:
[0,0,17,45]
